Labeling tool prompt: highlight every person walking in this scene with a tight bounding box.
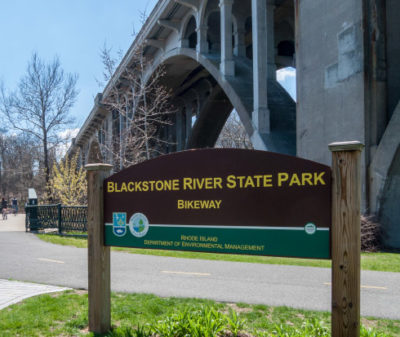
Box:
[1,198,8,220]
[12,197,18,215]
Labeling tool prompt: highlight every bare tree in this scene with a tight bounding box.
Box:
[0,53,78,185]
[216,111,253,149]
[0,132,39,203]
[99,44,175,170]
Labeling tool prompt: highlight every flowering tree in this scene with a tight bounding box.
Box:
[47,152,87,205]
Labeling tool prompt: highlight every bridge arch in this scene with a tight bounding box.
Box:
[198,0,209,27]
[145,47,256,149]
[184,16,197,49]
[180,11,198,46]
[380,146,400,248]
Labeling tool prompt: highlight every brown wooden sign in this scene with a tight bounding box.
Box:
[103,149,331,258]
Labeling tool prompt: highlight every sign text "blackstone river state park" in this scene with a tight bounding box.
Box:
[103,149,332,259]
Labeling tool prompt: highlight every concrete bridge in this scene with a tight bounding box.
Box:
[68,0,400,249]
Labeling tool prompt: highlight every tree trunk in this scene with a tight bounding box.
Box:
[43,133,51,202]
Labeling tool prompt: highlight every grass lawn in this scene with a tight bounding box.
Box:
[37,234,400,272]
[0,290,398,336]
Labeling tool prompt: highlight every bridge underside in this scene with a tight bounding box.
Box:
[159,51,296,154]
[160,54,234,149]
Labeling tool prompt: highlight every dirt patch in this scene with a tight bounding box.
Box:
[79,327,89,334]
[361,318,378,329]
[225,303,253,314]
[49,291,68,298]
[222,332,253,337]
[73,289,88,296]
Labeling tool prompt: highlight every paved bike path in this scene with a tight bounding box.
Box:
[0,215,69,309]
[0,216,399,319]
[0,279,69,310]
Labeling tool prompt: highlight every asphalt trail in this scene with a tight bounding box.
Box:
[0,219,399,319]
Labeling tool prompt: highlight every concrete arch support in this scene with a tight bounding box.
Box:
[150,48,259,144]
[158,19,181,34]
[197,0,209,54]
[179,11,197,48]
[370,101,400,248]
[197,24,209,54]
[175,0,200,12]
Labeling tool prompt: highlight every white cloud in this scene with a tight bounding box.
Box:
[56,128,80,159]
[59,128,79,140]
[276,67,296,82]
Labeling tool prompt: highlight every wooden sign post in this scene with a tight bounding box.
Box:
[85,144,364,335]
[329,141,364,337]
[86,163,113,334]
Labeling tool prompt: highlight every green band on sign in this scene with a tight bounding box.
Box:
[105,224,330,259]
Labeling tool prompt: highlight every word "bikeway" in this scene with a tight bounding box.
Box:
[177,199,222,209]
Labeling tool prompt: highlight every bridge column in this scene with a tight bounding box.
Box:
[252,0,270,133]
[234,24,246,57]
[179,38,189,48]
[185,102,193,148]
[219,0,235,76]
[176,108,184,151]
[168,123,176,153]
[266,1,276,79]
[197,24,209,54]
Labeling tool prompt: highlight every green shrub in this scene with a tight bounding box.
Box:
[152,306,241,337]
[108,308,388,337]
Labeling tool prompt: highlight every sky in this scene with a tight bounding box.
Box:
[0,0,295,134]
[277,67,296,101]
[0,0,158,130]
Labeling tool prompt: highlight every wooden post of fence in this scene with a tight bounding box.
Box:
[85,163,113,334]
[329,141,364,337]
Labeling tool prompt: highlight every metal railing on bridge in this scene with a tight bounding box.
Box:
[25,204,87,234]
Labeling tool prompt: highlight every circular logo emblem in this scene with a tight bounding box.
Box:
[305,223,317,235]
[129,213,149,238]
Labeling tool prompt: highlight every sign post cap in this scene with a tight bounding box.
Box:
[85,163,113,172]
[328,141,364,152]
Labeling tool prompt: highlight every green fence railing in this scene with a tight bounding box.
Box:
[25,204,87,234]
